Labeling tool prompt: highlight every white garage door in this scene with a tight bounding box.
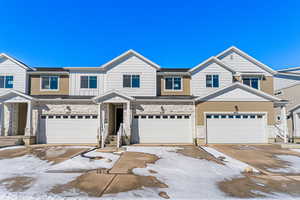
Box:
[206,114,267,144]
[39,115,98,144]
[132,115,193,144]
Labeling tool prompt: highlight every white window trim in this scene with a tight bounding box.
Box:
[123,74,141,88]
[0,75,14,89]
[242,76,261,90]
[205,74,220,88]
[80,76,98,89]
[40,76,60,91]
[164,76,183,91]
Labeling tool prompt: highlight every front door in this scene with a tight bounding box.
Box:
[115,108,123,134]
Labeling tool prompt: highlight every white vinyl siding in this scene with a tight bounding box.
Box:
[69,71,104,96]
[191,61,233,97]
[0,57,27,93]
[105,55,156,96]
[274,74,300,90]
[218,51,272,75]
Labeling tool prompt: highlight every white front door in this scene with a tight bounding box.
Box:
[206,113,267,144]
[132,114,193,144]
[39,114,98,144]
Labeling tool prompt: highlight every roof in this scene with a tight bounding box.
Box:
[100,49,160,70]
[93,90,135,102]
[31,95,94,100]
[195,82,282,102]
[0,90,36,101]
[189,56,236,74]
[158,68,190,72]
[135,95,196,100]
[34,67,68,71]
[216,46,277,75]
[278,66,300,73]
[0,53,35,71]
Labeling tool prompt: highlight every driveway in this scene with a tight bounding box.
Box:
[0,145,300,199]
[210,144,300,175]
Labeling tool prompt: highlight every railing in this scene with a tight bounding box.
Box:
[274,123,288,143]
[117,123,124,148]
[101,123,109,148]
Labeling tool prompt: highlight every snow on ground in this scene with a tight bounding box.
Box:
[0,154,80,197]
[104,146,252,199]
[0,146,25,151]
[50,150,120,171]
[292,149,300,153]
[203,146,259,173]
[0,148,119,200]
[268,154,300,173]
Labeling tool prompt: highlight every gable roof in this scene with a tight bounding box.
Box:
[93,90,135,103]
[278,66,300,73]
[195,82,281,102]
[100,49,160,70]
[216,46,277,75]
[0,53,35,71]
[188,56,236,74]
[0,90,35,101]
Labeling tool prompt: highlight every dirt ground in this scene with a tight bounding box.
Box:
[210,144,300,175]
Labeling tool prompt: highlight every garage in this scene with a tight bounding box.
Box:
[206,113,267,144]
[39,114,98,144]
[132,114,193,143]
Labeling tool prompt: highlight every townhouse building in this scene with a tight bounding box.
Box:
[0,47,289,147]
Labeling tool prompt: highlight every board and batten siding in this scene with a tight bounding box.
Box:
[0,57,27,93]
[218,51,272,75]
[69,71,104,96]
[191,61,233,97]
[105,55,157,96]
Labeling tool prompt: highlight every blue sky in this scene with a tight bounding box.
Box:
[0,0,300,70]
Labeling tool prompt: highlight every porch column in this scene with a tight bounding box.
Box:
[97,103,102,145]
[0,103,4,136]
[126,101,131,136]
[280,105,288,143]
[25,102,32,136]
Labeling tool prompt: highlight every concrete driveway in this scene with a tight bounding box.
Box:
[210,144,300,175]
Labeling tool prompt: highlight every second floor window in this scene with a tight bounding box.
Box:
[165,77,182,90]
[123,75,140,88]
[206,74,219,88]
[242,77,259,89]
[0,76,13,88]
[80,76,97,89]
[41,76,58,90]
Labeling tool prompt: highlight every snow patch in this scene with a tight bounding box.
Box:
[203,147,259,173]
[268,155,300,173]
[50,150,120,171]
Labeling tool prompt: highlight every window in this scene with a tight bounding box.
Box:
[0,76,13,88]
[165,77,182,90]
[41,76,58,90]
[80,76,97,89]
[123,75,140,88]
[206,75,219,88]
[242,77,260,89]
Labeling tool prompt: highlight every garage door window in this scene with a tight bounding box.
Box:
[207,114,264,119]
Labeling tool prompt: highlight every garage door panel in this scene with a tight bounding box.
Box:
[207,114,267,144]
[40,115,98,144]
[133,115,193,144]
